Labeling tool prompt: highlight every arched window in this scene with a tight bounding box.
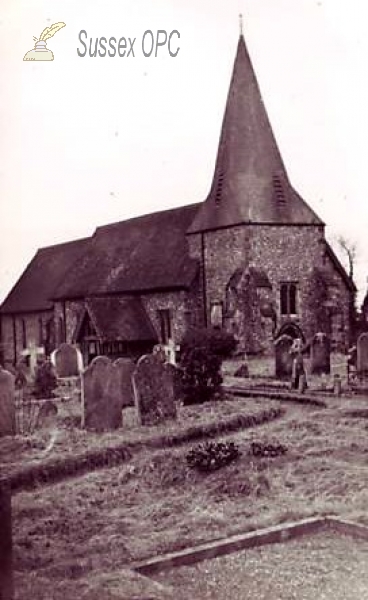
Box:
[210,301,223,328]
[157,309,172,344]
[58,317,65,343]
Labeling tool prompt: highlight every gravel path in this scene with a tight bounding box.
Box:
[154,532,368,599]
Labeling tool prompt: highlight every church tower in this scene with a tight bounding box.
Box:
[188,30,322,233]
[186,27,349,351]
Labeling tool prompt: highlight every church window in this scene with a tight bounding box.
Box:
[38,318,43,346]
[280,283,297,315]
[158,309,172,344]
[21,319,27,348]
[58,317,65,343]
[210,301,223,328]
[225,286,237,317]
[184,310,195,328]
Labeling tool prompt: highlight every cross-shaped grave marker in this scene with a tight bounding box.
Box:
[21,341,45,376]
[164,339,180,366]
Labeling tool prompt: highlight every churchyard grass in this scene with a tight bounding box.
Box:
[1,396,280,477]
[9,387,368,599]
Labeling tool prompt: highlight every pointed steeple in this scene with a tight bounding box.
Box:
[188,32,322,233]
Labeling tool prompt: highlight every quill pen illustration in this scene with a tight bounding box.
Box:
[38,22,66,42]
[24,22,66,61]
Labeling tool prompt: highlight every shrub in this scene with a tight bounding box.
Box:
[179,346,222,404]
[33,360,57,399]
[178,327,236,405]
[186,440,241,472]
[250,441,288,458]
[305,268,336,337]
[180,327,237,358]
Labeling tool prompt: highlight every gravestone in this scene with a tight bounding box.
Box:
[0,368,15,437]
[152,344,166,363]
[166,363,183,401]
[357,332,368,377]
[133,354,177,426]
[36,400,58,430]
[82,356,123,431]
[234,363,249,378]
[311,332,331,375]
[298,372,307,394]
[113,358,135,408]
[122,406,140,429]
[0,479,13,600]
[333,374,342,396]
[53,343,82,378]
[275,334,294,379]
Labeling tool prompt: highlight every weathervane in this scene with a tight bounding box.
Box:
[239,13,243,35]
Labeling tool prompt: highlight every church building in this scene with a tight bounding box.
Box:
[0,32,355,368]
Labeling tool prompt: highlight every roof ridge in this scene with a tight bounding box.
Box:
[95,202,202,233]
[37,236,91,252]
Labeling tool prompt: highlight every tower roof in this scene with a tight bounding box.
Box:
[188,34,323,233]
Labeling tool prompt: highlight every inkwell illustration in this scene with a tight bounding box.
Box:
[23,22,66,61]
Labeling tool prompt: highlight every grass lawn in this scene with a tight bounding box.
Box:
[153,531,368,600]
[10,390,368,599]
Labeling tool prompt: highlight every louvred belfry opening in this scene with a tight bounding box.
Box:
[273,174,286,207]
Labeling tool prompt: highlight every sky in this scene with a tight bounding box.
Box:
[1,0,368,304]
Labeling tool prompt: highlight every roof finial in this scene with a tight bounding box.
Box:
[239,13,243,36]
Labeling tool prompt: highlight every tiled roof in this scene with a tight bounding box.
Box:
[81,297,158,342]
[0,238,89,314]
[53,203,200,300]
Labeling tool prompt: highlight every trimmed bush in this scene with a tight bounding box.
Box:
[10,445,133,493]
[186,441,241,472]
[178,327,237,404]
[179,346,222,405]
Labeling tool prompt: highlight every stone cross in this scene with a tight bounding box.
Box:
[21,342,44,376]
[164,339,180,366]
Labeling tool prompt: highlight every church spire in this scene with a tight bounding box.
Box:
[188,28,322,234]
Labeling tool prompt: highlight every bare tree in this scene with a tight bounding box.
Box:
[337,235,357,280]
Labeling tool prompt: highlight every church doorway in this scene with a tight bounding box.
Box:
[276,322,305,342]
